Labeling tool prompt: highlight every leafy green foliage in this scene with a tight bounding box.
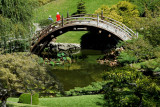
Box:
[0,0,37,23]
[0,0,37,53]
[18,93,39,105]
[143,19,160,47]
[140,58,160,72]
[57,81,108,96]
[117,38,156,62]
[118,51,137,65]
[132,18,160,47]
[127,0,160,17]
[95,1,139,28]
[103,67,160,106]
[0,53,58,107]
[39,19,53,27]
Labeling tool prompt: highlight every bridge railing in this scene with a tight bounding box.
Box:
[69,14,135,38]
[31,14,137,49]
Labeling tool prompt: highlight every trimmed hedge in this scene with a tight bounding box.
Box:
[18,93,39,105]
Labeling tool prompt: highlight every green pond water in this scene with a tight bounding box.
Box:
[48,50,110,91]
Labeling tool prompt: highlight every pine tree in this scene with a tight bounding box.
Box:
[77,0,86,14]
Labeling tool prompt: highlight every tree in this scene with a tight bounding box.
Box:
[103,67,160,106]
[117,38,156,62]
[127,0,160,17]
[95,1,139,28]
[143,19,160,47]
[0,0,37,24]
[0,0,38,53]
[77,0,86,14]
[132,17,160,47]
[0,53,58,107]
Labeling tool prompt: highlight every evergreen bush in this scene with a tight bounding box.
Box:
[18,93,39,105]
[77,0,86,14]
[117,52,137,65]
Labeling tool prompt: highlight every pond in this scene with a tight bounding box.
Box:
[48,49,112,91]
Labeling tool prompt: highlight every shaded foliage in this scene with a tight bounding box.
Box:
[0,0,38,53]
[117,38,156,62]
[0,53,58,107]
[140,58,160,72]
[0,0,37,24]
[117,51,137,65]
[127,0,160,17]
[103,67,160,107]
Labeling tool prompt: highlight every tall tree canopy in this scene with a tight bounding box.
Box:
[0,0,38,53]
[0,53,58,107]
[0,0,37,24]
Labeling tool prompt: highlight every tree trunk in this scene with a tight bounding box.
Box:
[1,100,7,107]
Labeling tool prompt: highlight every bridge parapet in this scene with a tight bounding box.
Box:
[31,14,137,54]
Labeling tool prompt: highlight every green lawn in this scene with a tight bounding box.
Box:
[7,95,104,107]
[56,31,87,43]
[33,0,122,23]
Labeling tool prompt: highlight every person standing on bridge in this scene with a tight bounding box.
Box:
[48,15,53,22]
[56,12,61,21]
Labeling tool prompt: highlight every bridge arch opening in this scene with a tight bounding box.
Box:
[32,25,122,56]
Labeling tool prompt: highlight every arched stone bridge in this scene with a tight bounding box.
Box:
[31,13,137,55]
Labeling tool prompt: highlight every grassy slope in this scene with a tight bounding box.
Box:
[34,0,122,43]
[7,95,104,107]
[34,0,122,23]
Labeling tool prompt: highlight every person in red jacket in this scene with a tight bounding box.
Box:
[56,12,61,21]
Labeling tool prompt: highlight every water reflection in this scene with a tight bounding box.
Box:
[49,50,108,91]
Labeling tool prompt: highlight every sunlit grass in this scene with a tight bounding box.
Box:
[56,31,88,43]
[7,95,104,107]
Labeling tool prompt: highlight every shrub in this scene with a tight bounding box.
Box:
[63,81,108,96]
[39,19,53,27]
[18,93,39,105]
[117,38,156,62]
[103,67,160,106]
[95,1,139,28]
[117,51,137,65]
[140,58,160,72]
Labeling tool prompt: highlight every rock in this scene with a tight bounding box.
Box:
[49,42,81,53]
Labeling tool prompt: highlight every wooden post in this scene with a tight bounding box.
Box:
[31,90,32,105]
[67,11,69,18]
[136,32,139,38]
[62,15,64,27]
[67,12,69,23]
[97,14,99,26]
[101,10,103,20]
